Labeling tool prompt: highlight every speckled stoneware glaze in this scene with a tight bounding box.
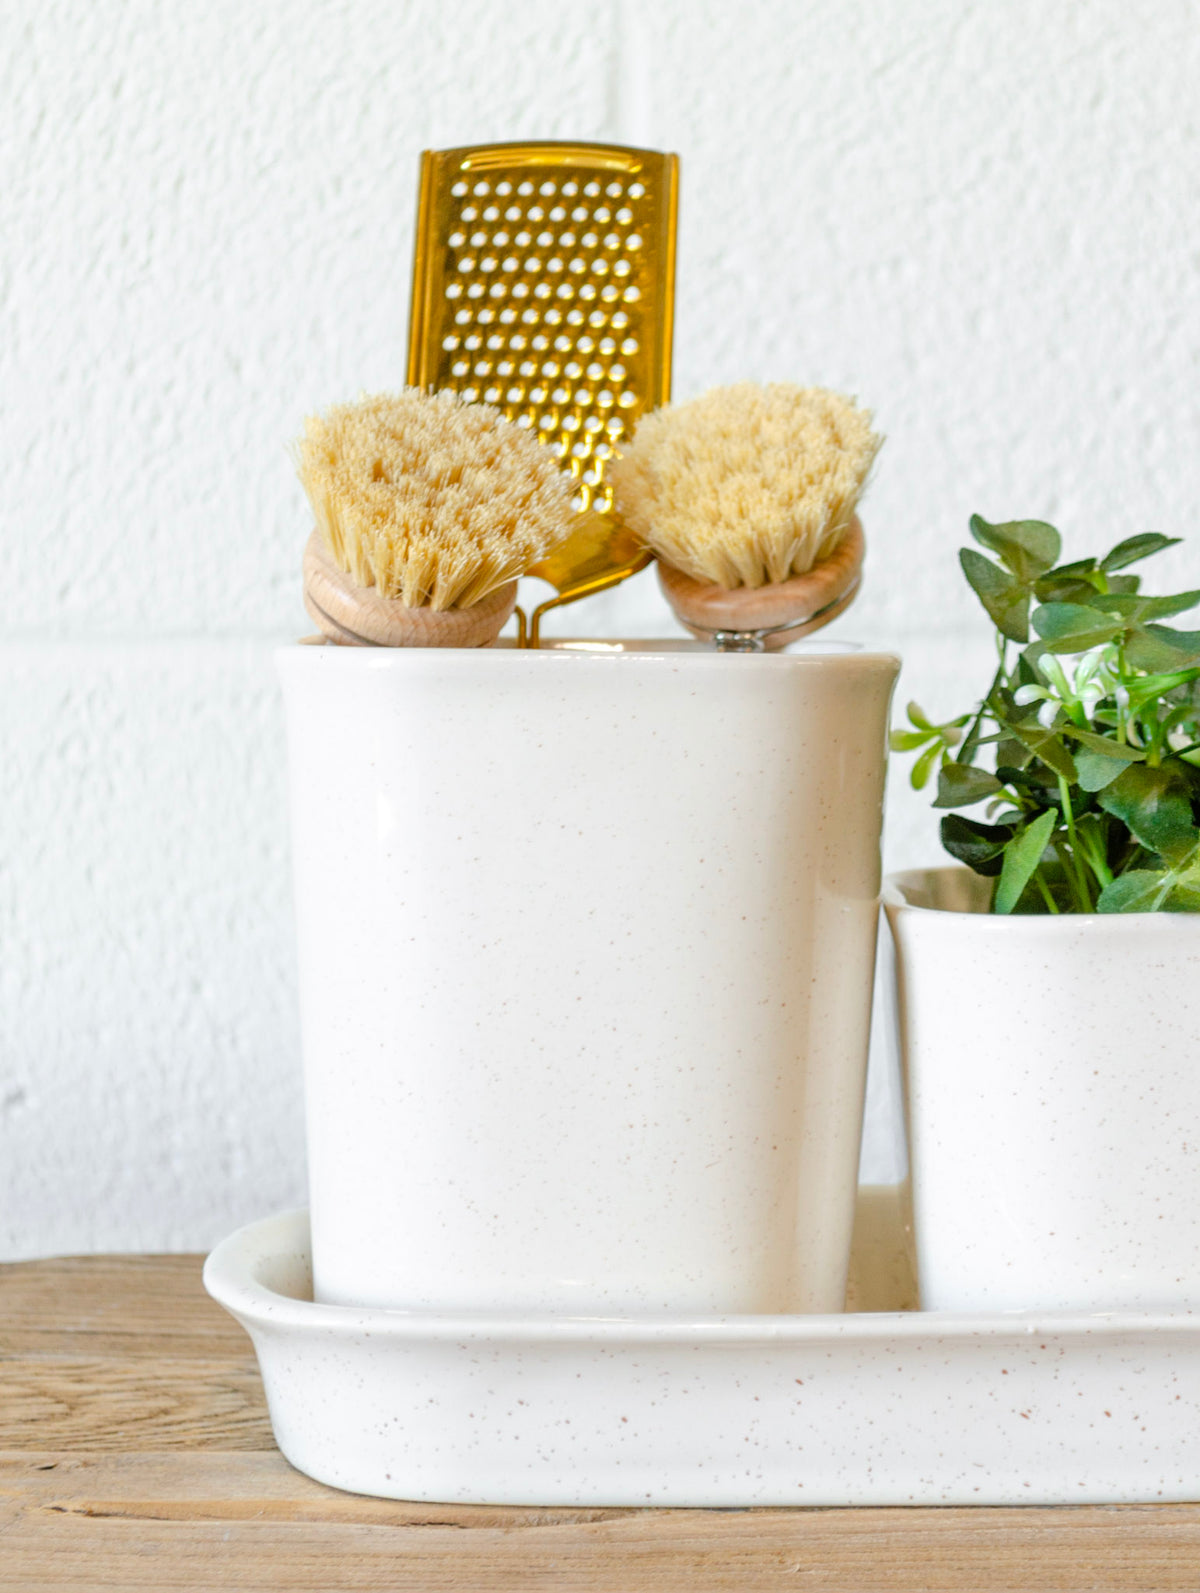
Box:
[277,640,898,1316]
[886,866,1200,1313]
[204,1200,1200,1506]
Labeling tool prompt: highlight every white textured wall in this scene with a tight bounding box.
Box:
[4,0,1199,1255]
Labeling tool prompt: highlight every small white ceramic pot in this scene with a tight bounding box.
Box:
[278,641,898,1315]
[885,866,1200,1312]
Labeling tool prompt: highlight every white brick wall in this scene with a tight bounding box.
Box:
[4,0,1199,1255]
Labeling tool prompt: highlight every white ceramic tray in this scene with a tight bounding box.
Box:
[203,1190,1200,1507]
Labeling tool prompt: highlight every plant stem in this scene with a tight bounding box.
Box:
[1033,869,1060,913]
[1056,776,1095,910]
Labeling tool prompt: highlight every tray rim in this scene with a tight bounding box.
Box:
[205,1207,1200,1345]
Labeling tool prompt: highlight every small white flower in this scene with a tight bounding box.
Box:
[1037,698,1059,729]
[1013,684,1044,707]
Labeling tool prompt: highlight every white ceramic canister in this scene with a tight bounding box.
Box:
[885,866,1200,1312]
[278,640,899,1314]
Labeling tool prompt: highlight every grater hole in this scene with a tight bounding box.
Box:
[463,386,479,401]
[528,205,544,221]
[579,283,598,301]
[489,282,506,298]
[461,206,477,221]
[604,234,621,250]
[500,306,517,323]
[574,390,592,406]
[473,181,490,196]
[584,181,601,196]
[567,308,585,325]
[487,334,504,350]
[452,360,469,376]
[572,207,588,222]
[621,337,638,354]
[498,360,514,376]
[628,182,645,198]
[493,231,509,246]
[616,207,633,224]
[562,413,581,431]
[442,334,460,350]
[609,364,626,380]
[594,206,611,223]
[599,337,615,354]
[485,386,501,402]
[512,282,530,298]
[458,258,476,273]
[449,231,465,247]
[518,180,534,196]
[577,335,594,353]
[455,309,472,324]
[477,308,494,324]
[503,257,519,272]
[525,258,542,273]
[623,286,640,301]
[565,361,582,378]
[585,415,604,432]
[465,333,482,349]
[446,283,462,299]
[483,206,499,221]
[561,232,576,248]
[507,386,523,402]
[618,391,636,407]
[556,284,574,300]
[601,284,620,301]
[496,180,513,196]
[467,283,485,298]
[540,181,556,196]
[474,360,491,375]
[593,259,610,276]
[613,260,630,277]
[470,231,487,246]
[451,180,468,196]
[627,234,643,250]
[515,230,531,246]
[611,310,629,327]
[562,180,578,196]
[582,232,599,248]
[542,360,560,376]
[516,412,534,426]
[596,389,614,408]
[595,441,612,458]
[549,206,566,222]
[589,311,607,328]
[606,181,623,197]
[586,361,604,378]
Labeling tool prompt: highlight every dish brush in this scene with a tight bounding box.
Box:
[610,383,881,650]
[297,388,573,647]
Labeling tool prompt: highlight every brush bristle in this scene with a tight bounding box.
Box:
[295,389,574,610]
[610,383,881,589]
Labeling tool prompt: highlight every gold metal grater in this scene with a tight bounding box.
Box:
[407,141,679,645]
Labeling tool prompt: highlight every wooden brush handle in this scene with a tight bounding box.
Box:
[657,517,865,649]
[302,532,517,648]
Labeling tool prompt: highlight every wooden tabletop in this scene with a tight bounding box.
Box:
[2,1257,1199,1590]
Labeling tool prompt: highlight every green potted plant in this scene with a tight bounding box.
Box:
[885,517,1200,1312]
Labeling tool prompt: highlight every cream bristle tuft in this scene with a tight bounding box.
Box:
[609,383,882,589]
[295,389,574,611]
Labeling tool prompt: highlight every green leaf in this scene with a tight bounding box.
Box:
[890,729,932,752]
[1030,602,1123,653]
[1059,725,1146,761]
[1074,749,1131,791]
[969,516,1061,581]
[1100,533,1182,571]
[1010,718,1078,780]
[1124,625,1200,672]
[1165,881,1200,912]
[994,809,1057,914]
[940,813,1014,877]
[1034,575,1104,606]
[1098,764,1200,864]
[905,701,935,730]
[1097,870,1171,913]
[1089,589,1200,622]
[910,740,942,790]
[933,762,1003,809]
[959,548,1030,642]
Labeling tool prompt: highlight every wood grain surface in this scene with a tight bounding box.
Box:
[2,1253,1198,1590]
